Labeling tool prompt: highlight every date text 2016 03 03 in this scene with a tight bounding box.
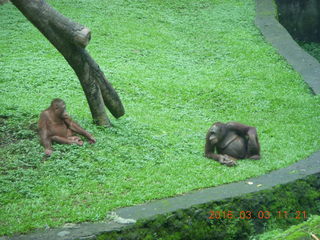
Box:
[208,210,307,220]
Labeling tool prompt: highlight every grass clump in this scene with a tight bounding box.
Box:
[0,0,320,236]
[255,215,320,240]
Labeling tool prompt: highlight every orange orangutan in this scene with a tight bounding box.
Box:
[38,98,96,156]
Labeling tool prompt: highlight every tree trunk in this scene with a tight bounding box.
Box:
[10,0,125,126]
[0,0,9,5]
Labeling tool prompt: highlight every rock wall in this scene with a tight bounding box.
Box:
[276,0,320,42]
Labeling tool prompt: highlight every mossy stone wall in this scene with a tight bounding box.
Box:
[276,0,320,42]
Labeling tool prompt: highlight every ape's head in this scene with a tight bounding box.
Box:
[207,122,226,145]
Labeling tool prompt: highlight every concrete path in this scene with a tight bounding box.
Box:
[255,0,320,94]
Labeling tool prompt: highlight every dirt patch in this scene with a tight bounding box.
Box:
[0,115,38,147]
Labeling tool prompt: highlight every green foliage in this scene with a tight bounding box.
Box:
[99,175,320,239]
[1,0,320,236]
[256,215,320,240]
[300,42,320,62]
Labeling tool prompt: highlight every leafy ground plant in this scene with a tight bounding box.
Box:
[254,215,320,240]
[1,0,320,236]
[300,42,320,62]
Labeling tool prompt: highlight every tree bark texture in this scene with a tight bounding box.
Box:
[10,0,125,126]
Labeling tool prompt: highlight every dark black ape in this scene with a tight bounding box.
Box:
[205,122,260,166]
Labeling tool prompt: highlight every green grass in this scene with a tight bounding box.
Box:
[255,215,320,240]
[1,0,320,236]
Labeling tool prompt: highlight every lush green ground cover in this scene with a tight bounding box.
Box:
[255,215,320,240]
[0,0,319,236]
[300,42,320,62]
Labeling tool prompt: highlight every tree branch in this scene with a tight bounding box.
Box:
[10,0,125,125]
[0,0,9,5]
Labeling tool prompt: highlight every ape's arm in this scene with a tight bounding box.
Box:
[226,122,254,135]
[64,116,96,143]
[38,112,53,155]
[204,130,236,166]
[204,139,219,161]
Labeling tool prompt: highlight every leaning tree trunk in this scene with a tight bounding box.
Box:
[10,0,125,126]
[0,0,9,5]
